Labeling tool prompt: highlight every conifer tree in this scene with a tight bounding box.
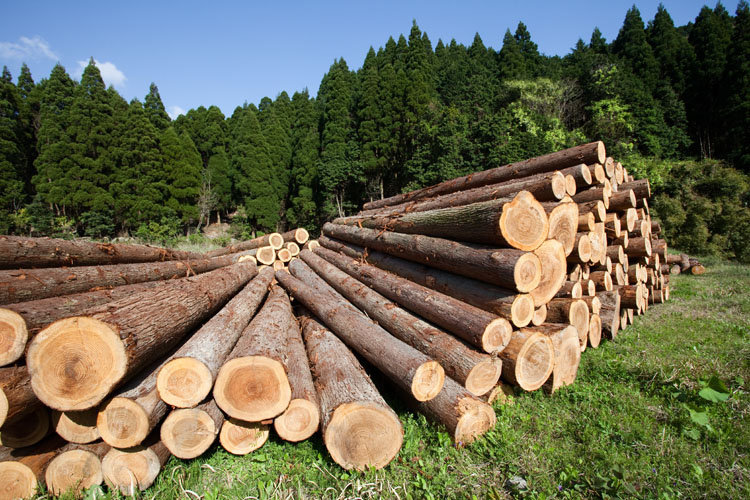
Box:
[144,83,171,131]
[612,6,660,92]
[0,67,24,231]
[723,1,750,171]
[160,127,201,224]
[287,90,319,228]
[515,22,542,76]
[15,63,38,196]
[498,29,526,79]
[647,5,695,96]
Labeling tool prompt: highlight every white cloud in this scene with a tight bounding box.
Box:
[75,59,127,89]
[167,106,185,120]
[0,35,57,60]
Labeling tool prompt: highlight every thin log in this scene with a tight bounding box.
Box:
[587,163,606,183]
[0,366,42,427]
[568,233,592,265]
[499,329,554,392]
[0,407,49,448]
[588,314,602,348]
[101,438,170,495]
[281,228,310,245]
[626,237,652,258]
[562,163,593,187]
[286,242,300,257]
[532,305,547,326]
[204,233,284,258]
[555,281,582,299]
[608,189,637,211]
[219,418,269,455]
[526,325,580,393]
[529,240,567,307]
[590,270,613,291]
[618,179,651,199]
[51,409,99,443]
[160,399,224,459]
[598,291,621,339]
[44,441,110,497]
[577,200,606,222]
[545,299,590,348]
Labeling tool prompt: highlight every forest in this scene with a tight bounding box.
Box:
[1,3,749,260]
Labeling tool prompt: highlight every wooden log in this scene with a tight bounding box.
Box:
[652,239,668,261]
[0,435,65,500]
[213,285,294,422]
[587,162,606,183]
[27,262,257,411]
[532,305,547,326]
[0,235,202,270]
[44,441,110,497]
[321,223,542,293]
[608,189,637,211]
[219,418,269,455]
[281,228,310,245]
[568,233,592,265]
[625,237,652,258]
[317,237,533,327]
[526,325,580,393]
[299,314,403,470]
[619,284,644,310]
[529,240,567,307]
[564,175,577,195]
[282,261,446,399]
[607,245,625,265]
[587,230,605,267]
[620,208,637,233]
[499,329,554,391]
[604,213,622,238]
[286,241,301,257]
[0,407,49,448]
[362,142,605,211]
[101,438,170,495]
[598,291,621,339]
[590,270,613,291]
[545,299,590,349]
[277,248,293,263]
[204,233,284,258]
[304,240,320,251]
[544,202,579,256]
[0,310,27,368]
[555,281,582,299]
[273,260,286,271]
[252,246,276,266]
[578,212,595,232]
[572,185,610,206]
[562,163,593,187]
[618,179,651,199]
[577,200,606,222]
[614,263,627,286]
[308,248,511,354]
[588,314,602,348]
[300,250,501,396]
[0,366,42,427]
[156,267,275,408]
[160,399,224,459]
[51,409,100,443]
[585,279,596,296]
[482,382,516,405]
[603,157,615,178]
[691,263,706,275]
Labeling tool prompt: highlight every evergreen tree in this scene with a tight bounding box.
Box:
[612,6,660,91]
[259,92,293,218]
[144,83,171,131]
[515,22,542,76]
[0,67,25,231]
[647,4,695,96]
[160,127,201,224]
[723,1,750,171]
[590,28,609,54]
[15,63,38,197]
[287,90,319,229]
[357,47,386,198]
[498,29,526,79]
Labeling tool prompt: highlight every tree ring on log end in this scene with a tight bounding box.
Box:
[569,300,590,343]
[547,203,579,256]
[530,240,567,307]
[97,397,150,448]
[219,418,269,455]
[213,356,291,422]
[411,361,445,402]
[512,253,542,293]
[161,408,217,459]
[531,305,547,326]
[0,308,27,367]
[555,326,582,388]
[157,358,213,408]
[482,318,512,353]
[510,294,534,328]
[52,408,100,443]
[273,399,320,442]
[102,446,159,495]
[0,461,37,500]
[550,172,567,200]
[588,314,602,349]
[0,390,7,427]
[46,449,103,496]
[454,398,497,445]
[465,359,502,396]
[499,191,549,251]
[515,333,554,391]
[268,233,284,250]
[325,401,403,471]
[0,407,49,448]
[28,317,126,411]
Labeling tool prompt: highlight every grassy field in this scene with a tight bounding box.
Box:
[62,258,749,499]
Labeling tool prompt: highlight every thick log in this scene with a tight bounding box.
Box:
[27,262,257,411]
[499,329,554,391]
[281,228,310,245]
[301,250,501,395]
[309,248,511,354]
[525,325,580,393]
[362,142,605,211]
[619,284,645,310]
[204,233,284,258]
[0,235,201,270]
[44,441,110,497]
[598,291,621,339]
[0,252,247,305]
[652,239,668,261]
[317,237,532,327]
[619,179,651,199]
[529,240,567,307]
[0,407,49,448]
[156,267,274,408]
[160,399,224,459]
[543,202,579,256]
[588,314,602,348]
[545,299,590,349]
[321,223,542,293]
[299,314,403,470]
[219,418,269,455]
[625,237,652,258]
[213,285,293,422]
[279,261,445,401]
[251,246,276,266]
[102,438,170,495]
[0,366,43,427]
[0,435,65,500]
[51,409,99,443]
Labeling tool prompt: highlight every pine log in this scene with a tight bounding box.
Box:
[286,241,301,257]
[587,230,605,267]
[577,200,606,222]
[250,246,276,266]
[156,267,274,408]
[603,157,615,178]
[0,435,65,500]
[545,299,590,349]
[321,222,542,293]
[27,262,257,411]
[362,142,605,211]
[604,213,622,238]
[587,162,606,183]
[590,270,613,291]
[277,248,293,263]
[0,366,42,427]
[526,325,580,393]
[543,202,579,256]
[213,285,293,422]
[273,260,286,271]
[578,212,595,232]
[499,329,555,391]
[308,248,511,354]
[607,245,626,265]
[572,185,610,206]
[300,250,501,395]
[532,305,548,326]
[204,233,284,258]
[529,240,567,306]
[625,237,652,258]
[160,399,224,459]
[608,189,637,211]
[280,261,446,401]
[579,295,602,315]
[619,284,645,310]
[555,281,582,299]
[618,179,651,199]
[652,239,668,261]
[598,291,621,339]
[588,314,602,348]
[0,407,49,448]
[219,418,269,455]
[562,163,593,187]
[101,438,170,495]
[0,235,202,270]
[51,409,100,443]
[568,233,592,265]
[0,309,27,367]
[299,314,403,470]
[621,208,637,233]
[44,441,110,497]
[281,228,310,245]
[317,236,533,327]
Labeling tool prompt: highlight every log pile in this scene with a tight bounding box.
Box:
[0,141,697,497]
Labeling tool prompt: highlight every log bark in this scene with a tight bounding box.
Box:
[590,270,613,291]
[102,438,170,495]
[0,435,65,500]
[0,366,43,427]
[299,314,403,471]
[362,142,605,211]
[598,291,621,339]
[545,299,590,349]
[0,235,202,270]
[308,248,511,354]
[499,329,554,392]
[526,325,580,393]
[321,222,542,293]
[156,267,275,408]
[0,407,49,448]
[219,418,269,455]
[44,441,110,497]
[317,236,532,327]
[204,233,284,258]
[301,250,502,395]
[51,409,100,443]
[213,285,293,422]
[160,399,224,459]
[529,240,567,307]
[281,228,310,245]
[27,262,257,411]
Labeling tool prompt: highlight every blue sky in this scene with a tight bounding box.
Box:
[1,1,734,119]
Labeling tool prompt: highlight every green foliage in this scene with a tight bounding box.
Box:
[134,215,181,245]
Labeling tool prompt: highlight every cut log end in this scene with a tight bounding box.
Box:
[0,407,49,448]
[273,399,320,442]
[554,326,582,388]
[454,398,497,445]
[0,461,37,500]
[268,233,285,250]
[277,248,293,263]
[547,203,579,256]
[294,228,310,245]
[256,246,276,266]
[97,397,150,449]
[325,401,403,471]
[219,418,269,455]
[569,300,591,343]
[52,409,100,443]
[499,191,549,251]
[588,314,602,349]
[156,357,213,408]
[514,333,555,392]
[465,359,503,397]
[530,240,567,307]
[483,318,512,353]
[513,252,542,293]
[485,383,515,405]
[0,308,28,367]
[160,408,218,459]
[595,141,606,164]
[45,449,103,497]
[237,255,257,265]
[411,361,445,402]
[0,391,6,426]
[213,356,291,422]
[551,171,568,200]
[564,175,577,196]
[28,317,127,411]
[102,446,161,495]
[531,304,547,326]
[511,294,534,328]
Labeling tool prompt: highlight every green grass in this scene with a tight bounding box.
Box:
[59,258,750,499]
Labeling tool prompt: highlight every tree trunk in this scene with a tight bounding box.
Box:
[204,233,284,258]
[317,236,532,327]
[219,418,269,455]
[213,285,293,422]
[0,407,49,448]
[280,228,310,245]
[0,366,43,427]
[529,240,567,307]
[51,408,100,444]
[27,262,257,411]
[525,324,580,393]
[0,235,202,270]
[300,249,502,395]
[543,202,579,256]
[160,399,224,459]
[102,438,170,495]
[598,291,621,339]
[44,441,110,497]
[0,435,66,500]
[279,261,445,402]
[298,314,403,471]
[499,329,555,392]
[321,222,542,293]
[156,267,275,408]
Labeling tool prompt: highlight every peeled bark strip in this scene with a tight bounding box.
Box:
[362,142,605,211]
[544,202,579,256]
[219,418,269,455]
[27,262,257,411]
[598,291,622,339]
[51,409,100,443]
[322,223,541,293]
[213,285,293,422]
[156,267,274,408]
[0,366,42,427]
[299,314,403,471]
[525,325,580,393]
[545,299,590,347]
[530,240,567,307]
[0,407,49,448]
[301,250,501,395]
[161,399,224,459]
[0,309,27,367]
[204,233,284,258]
[44,441,110,497]
[0,235,201,270]
[280,262,445,401]
[281,228,310,245]
[102,438,170,495]
[588,314,602,348]
[0,435,65,500]
[499,329,554,392]
[309,248,511,354]
[318,237,532,327]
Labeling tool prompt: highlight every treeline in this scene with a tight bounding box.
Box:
[1,2,749,243]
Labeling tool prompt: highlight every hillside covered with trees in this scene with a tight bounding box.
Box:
[1,3,749,259]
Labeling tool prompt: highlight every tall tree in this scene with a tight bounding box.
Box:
[647,4,695,96]
[0,67,25,231]
[612,6,659,92]
[287,90,319,228]
[723,1,750,171]
[160,127,202,224]
[144,83,171,131]
[498,29,526,79]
